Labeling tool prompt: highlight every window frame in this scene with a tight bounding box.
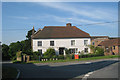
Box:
[38,49,42,55]
[50,41,54,46]
[71,40,75,46]
[38,41,42,46]
[84,48,88,53]
[84,40,88,45]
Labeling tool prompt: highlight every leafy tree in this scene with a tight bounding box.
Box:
[8,41,23,60]
[7,29,36,60]
[2,44,10,60]
[44,48,56,58]
[26,29,36,50]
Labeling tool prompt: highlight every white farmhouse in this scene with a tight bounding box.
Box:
[31,23,91,55]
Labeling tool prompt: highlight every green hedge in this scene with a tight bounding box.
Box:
[79,53,104,58]
[58,55,64,60]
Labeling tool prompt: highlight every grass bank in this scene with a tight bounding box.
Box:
[2,66,18,79]
[27,55,119,64]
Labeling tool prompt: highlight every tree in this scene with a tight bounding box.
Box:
[26,29,36,50]
[7,29,36,60]
[8,41,23,60]
[2,44,10,60]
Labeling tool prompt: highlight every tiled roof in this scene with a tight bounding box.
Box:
[32,23,90,39]
[99,38,120,46]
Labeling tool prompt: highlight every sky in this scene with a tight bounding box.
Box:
[2,2,118,45]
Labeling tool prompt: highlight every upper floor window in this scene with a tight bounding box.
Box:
[50,41,54,46]
[84,40,88,45]
[71,40,75,46]
[38,41,42,46]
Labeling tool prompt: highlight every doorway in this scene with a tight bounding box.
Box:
[59,47,65,55]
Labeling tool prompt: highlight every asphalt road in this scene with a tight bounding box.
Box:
[2,59,119,80]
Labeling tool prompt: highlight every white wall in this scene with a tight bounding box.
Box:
[32,38,91,54]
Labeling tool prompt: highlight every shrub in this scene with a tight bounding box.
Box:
[42,55,50,59]
[66,54,73,60]
[89,45,104,56]
[52,55,58,58]
[44,48,56,58]
[72,54,74,59]
[65,48,70,55]
[58,55,64,60]
[95,47,104,56]
[32,51,39,60]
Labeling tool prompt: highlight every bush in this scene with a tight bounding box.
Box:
[72,55,74,59]
[95,47,104,56]
[44,48,56,58]
[65,48,70,55]
[58,55,64,60]
[31,51,39,60]
[65,54,72,60]
[79,52,104,58]
[52,55,58,58]
[42,55,50,59]
[89,45,104,56]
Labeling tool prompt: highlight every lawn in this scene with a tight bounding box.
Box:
[2,66,18,79]
[27,55,119,64]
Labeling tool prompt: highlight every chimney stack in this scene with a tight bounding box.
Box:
[66,23,72,27]
[32,26,35,35]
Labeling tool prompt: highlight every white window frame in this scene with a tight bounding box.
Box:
[38,41,42,46]
[71,40,75,46]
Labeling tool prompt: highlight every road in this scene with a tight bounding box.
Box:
[2,58,119,80]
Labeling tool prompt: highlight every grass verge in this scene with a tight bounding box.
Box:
[2,66,18,79]
[27,55,119,64]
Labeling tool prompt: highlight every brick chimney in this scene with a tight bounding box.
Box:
[32,26,35,35]
[66,23,72,27]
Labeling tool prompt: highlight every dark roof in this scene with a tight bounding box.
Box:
[32,24,90,39]
[99,38,120,46]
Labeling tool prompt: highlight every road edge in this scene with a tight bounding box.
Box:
[15,69,20,80]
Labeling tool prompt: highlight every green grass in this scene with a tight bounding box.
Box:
[2,66,18,79]
[27,55,119,64]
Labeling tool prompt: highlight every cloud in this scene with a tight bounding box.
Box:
[10,16,29,20]
[37,2,117,20]
[33,14,98,24]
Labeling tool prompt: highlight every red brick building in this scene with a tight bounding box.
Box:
[91,36,109,47]
[98,38,120,55]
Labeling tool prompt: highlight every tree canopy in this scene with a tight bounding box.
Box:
[2,29,36,60]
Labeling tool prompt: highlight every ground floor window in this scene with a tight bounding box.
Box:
[59,47,65,55]
[38,49,42,54]
[84,48,88,53]
[69,48,78,54]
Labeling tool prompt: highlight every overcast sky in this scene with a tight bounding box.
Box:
[2,2,118,45]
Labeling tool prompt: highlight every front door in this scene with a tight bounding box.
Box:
[59,47,65,55]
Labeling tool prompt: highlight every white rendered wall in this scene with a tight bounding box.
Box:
[32,38,91,54]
